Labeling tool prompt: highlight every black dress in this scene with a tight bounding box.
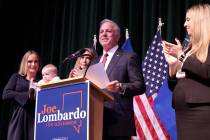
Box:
[2,73,35,140]
[168,51,210,140]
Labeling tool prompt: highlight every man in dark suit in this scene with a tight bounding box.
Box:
[91,19,145,140]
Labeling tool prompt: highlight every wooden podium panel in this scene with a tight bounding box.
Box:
[34,78,113,140]
[89,84,105,140]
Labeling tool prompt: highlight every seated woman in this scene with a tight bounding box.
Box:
[69,48,96,78]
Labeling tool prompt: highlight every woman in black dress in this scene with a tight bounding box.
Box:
[2,50,40,140]
[162,4,210,140]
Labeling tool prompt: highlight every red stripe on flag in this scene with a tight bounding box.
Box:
[148,96,170,140]
[134,114,146,140]
[133,94,171,140]
[135,95,159,139]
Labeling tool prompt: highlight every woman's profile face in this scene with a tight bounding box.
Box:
[79,51,92,68]
[184,13,193,36]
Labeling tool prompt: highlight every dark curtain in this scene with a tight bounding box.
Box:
[1,0,210,139]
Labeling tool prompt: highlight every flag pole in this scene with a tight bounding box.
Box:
[125,28,129,40]
[93,34,97,50]
[157,18,164,35]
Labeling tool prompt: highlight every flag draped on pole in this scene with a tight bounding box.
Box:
[122,29,134,52]
[121,29,176,140]
[122,38,133,52]
[91,34,98,56]
[153,80,177,140]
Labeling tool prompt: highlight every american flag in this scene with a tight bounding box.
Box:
[121,30,171,140]
[132,30,170,140]
[142,30,168,97]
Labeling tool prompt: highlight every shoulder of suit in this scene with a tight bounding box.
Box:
[117,48,137,56]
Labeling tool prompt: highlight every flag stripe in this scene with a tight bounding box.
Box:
[148,96,170,139]
[135,95,158,139]
[134,96,153,140]
[133,95,170,140]
[134,114,146,140]
[150,96,171,139]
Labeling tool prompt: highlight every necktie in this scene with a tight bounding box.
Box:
[102,53,108,65]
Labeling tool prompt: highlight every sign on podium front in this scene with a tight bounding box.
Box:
[34,78,113,140]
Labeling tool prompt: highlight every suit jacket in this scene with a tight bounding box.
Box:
[91,48,145,136]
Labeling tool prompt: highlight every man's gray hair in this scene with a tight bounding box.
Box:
[100,19,121,34]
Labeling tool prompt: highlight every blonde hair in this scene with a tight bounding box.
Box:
[42,64,58,75]
[74,48,96,69]
[18,50,40,76]
[187,4,210,62]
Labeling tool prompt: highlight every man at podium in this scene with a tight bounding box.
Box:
[91,19,146,140]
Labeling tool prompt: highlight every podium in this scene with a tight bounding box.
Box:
[34,77,113,140]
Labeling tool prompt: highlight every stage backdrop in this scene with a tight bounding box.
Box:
[1,0,210,140]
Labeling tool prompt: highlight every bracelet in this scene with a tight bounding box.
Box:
[178,53,186,62]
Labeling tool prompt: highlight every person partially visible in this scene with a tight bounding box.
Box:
[38,64,60,85]
[91,19,145,140]
[162,4,210,140]
[2,50,41,140]
[69,48,96,78]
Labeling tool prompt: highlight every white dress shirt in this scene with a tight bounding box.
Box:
[100,45,119,70]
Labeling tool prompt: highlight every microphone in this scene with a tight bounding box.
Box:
[63,48,85,63]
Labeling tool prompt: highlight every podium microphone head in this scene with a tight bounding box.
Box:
[62,48,85,63]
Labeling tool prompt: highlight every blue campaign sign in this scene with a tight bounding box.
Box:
[34,81,90,140]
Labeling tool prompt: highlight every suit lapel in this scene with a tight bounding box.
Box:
[106,49,122,76]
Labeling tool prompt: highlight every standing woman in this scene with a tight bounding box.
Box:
[162,4,210,140]
[2,50,40,140]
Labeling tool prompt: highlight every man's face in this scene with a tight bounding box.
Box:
[99,22,119,51]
